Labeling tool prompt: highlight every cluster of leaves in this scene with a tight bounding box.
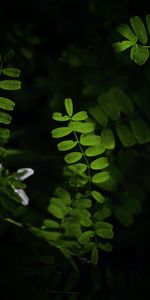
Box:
[33,99,114,266]
[113,15,150,65]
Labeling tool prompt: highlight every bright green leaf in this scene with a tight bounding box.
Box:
[130,45,149,65]
[2,67,21,78]
[113,41,135,52]
[65,98,73,117]
[57,140,77,151]
[51,127,72,138]
[130,16,148,44]
[43,219,60,229]
[91,190,106,203]
[0,97,15,111]
[80,134,101,146]
[72,111,88,121]
[117,24,137,42]
[0,80,21,90]
[92,171,110,184]
[52,112,70,121]
[89,105,108,127]
[78,231,94,244]
[64,152,82,164]
[69,121,94,133]
[85,145,105,157]
[90,157,109,170]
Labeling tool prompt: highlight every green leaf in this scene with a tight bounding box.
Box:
[57,140,77,151]
[101,129,115,150]
[89,105,108,127]
[91,246,99,265]
[98,242,113,252]
[69,121,94,133]
[30,227,62,241]
[130,16,148,44]
[95,221,114,239]
[0,128,10,140]
[51,127,72,138]
[0,112,12,124]
[130,117,150,143]
[146,14,150,35]
[65,223,81,237]
[43,219,60,229]
[78,231,94,244]
[117,24,137,42]
[67,163,87,173]
[54,187,71,204]
[0,97,15,111]
[94,206,112,220]
[80,134,101,146]
[2,67,21,78]
[65,98,73,117]
[73,199,92,209]
[85,145,105,157]
[90,157,109,170]
[99,92,120,120]
[72,111,88,121]
[113,41,135,52]
[130,45,149,65]
[64,152,82,164]
[92,171,110,183]
[116,124,136,147]
[91,190,106,203]
[0,80,21,90]
[47,204,65,219]
[52,112,70,121]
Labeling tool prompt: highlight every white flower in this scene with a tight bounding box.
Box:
[14,188,30,206]
[16,168,34,181]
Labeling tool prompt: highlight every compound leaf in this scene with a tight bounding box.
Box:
[72,111,88,121]
[0,97,15,111]
[91,190,106,203]
[0,80,21,90]
[85,145,105,157]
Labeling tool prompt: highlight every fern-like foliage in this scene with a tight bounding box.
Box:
[32,99,114,266]
[113,15,150,65]
[0,51,21,154]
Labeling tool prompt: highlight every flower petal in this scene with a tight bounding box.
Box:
[14,189,29,205]
[16,168,34,181]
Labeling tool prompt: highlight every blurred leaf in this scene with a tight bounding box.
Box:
[113,41,135,52]
[0,97,15,111]
[92,171,110,183]
[85,145,105,156]
[130,117,150,143]
[72,111,88,121]
[91,246,99,265]
[91,190,106,203]
[0,80,21,90]
[146,14,150,35]
[130,45,149,65]
[80,134,101,146]
[95,221,114,239]
[113,205,134,226]
[116,124,136,146]
[130,16,148,44]
[0,112,12,124]
[78,231,94,244]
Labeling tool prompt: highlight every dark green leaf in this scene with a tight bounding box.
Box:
[116,124,136,146]
[113,204,134,226]
[0,112,12,124]
[98,242,113,252]
[101,129,115,149]
[91,190,106,203]
[89,105,108,127]
[67,163,87,173]
[43,219,60,229]
[69,121,94,133]
[0,97,15,111]
[2,67,21,78]
[130,16,148,44]
[47,204,65,219]
[130,117,150,143]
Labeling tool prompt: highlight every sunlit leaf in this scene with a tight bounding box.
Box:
[85,145,105,157]
[90,157,109,170]
[113,41,135,52]
[130,16,148,44]
[80,134,101,146]
[101,129,115,150]
[67,163,87,173]
[130,45,149,65]
[91,190,106,203]
[52,112,70,121]
[51,127,72,138]
[2,67,21,78]
[0,80,21,90]
[0,97,15,111]
[92,171,110,183]
[57,140,77,151]
[69,121,94,133]
[91,246,99,265]
[130,117,150,143]
[65,98,73,117]
[117,24,137,42]
[64,151,82,164]
[72,111,88,121]
[0,112,12,124]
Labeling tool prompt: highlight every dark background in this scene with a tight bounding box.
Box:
[0,0,150,299]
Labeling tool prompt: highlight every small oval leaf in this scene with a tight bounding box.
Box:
[70,121,94,133]
[85,145,105,157]
[0,97,15,111]
[0,112,12,124]
[117,24,137,42]
[101,129,115,150]
[57,140,77,151]
[64,152,82,164]
[130,45,149,65]
[92,171,110,183]
[72,111,88,121]
[0,80,21,90]
[90,157,109,170]
[91,190,106,203]
[51,127,72,138]
[65,98,73,117]
[80,134,101,146]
